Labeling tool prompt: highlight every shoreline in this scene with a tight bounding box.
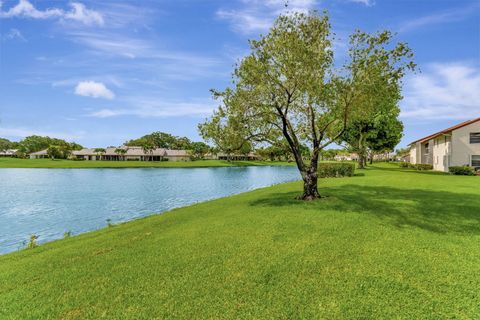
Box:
[0,158,294,169]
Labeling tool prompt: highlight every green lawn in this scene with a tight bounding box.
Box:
[0,157,292,168]
[1,164,479,319]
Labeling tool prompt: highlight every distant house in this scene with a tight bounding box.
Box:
[216,152,259,161]
[334,153,357,161]
[29,149,48,159]
[409,118,480,172]
[69,146,191,162]
[0,149,18,157]
[72,147,167,161]
[164,149,190,161]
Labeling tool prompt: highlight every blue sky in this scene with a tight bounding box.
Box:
[0,0,479,148]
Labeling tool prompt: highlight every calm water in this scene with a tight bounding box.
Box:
[0,166,299,254]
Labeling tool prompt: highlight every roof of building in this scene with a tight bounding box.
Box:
[165,149,190,157]
[29,149,48,155]
[409,117,480,145]
[72,146,168,157]
[0,149,17,155]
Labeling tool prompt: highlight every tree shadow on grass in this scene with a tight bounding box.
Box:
[249,185,480,235]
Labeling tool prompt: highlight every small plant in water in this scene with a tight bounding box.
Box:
[63,231,72,238]
[106,219,113,227]
[27,234,39,249]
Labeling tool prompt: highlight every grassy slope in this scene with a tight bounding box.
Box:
[0,164,479,319]
[0,157,292,168]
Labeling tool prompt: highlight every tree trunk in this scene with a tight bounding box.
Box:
[357,132,367,169]
[358,152,365,169]
[300,169,320,200]
[369,154,373,164]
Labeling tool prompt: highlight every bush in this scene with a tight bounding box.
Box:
[414,164,433,171]
[399,162,411,168]
[318,162,355,178]
[449,166,475,176]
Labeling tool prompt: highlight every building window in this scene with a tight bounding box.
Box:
[470,133,480,144]
[472,155,480,167]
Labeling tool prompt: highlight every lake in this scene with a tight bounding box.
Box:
[0,166,299,254]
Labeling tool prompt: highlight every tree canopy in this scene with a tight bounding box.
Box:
[199,11,415,200]
[125,132,210,153]
[0,135,82,157]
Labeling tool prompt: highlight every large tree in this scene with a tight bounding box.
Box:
[0,138,13,152]
[339,29,412,168]
[199,11,414,200]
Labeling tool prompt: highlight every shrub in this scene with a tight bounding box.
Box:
[26,235,39,249]
[399,162,415,169]
[449,166,475,176]
[318,162,355,178]
[414,164,433,171]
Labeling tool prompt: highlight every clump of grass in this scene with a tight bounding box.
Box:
[106,219,114,227]
[63,231,72,238]
[26,235,39,249]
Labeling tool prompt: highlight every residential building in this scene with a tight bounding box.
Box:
[334,153,358,161]
[216,152,259,161]
[409,118,480,172]
[72,147,168,161]
[29,149,48,159]
[0,149,18,157]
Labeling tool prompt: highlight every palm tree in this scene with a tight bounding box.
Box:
[142,143,155,161]
[93,148,106,161]
[114,147,128,161]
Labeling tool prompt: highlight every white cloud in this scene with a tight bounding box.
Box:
[87,98,215,118]
[348,0,375,6]
[0,0,104,26]
[74,81,115,99]
[63,2,104,26]
[400,62,480,120]
[0,0,62,19]
[398,3,479,33]
[3,28,26,41]
[217,0,318,34]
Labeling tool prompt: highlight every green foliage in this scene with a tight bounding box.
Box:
[0,138,14,151]
[449,166,475,176]
[320,149,339,161]
[199,11,415,199]
[396,147,410,157]
[398,162,413,168]
[63,231,72,239]
[414,164,433,171]
[318,162,355,178]
[399,163,432,171]
[257,143,293,161]
[125,131,209,153]
[189,142,211,160]
[16,135,82,154]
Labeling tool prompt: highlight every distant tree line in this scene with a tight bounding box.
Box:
[124,131,212,159]
[0,136,83,159]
